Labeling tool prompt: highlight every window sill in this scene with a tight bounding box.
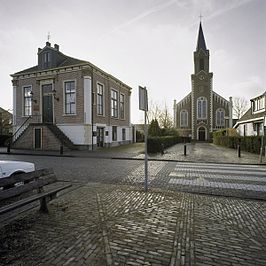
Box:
[97,113,105,117]
[63,114,77,117]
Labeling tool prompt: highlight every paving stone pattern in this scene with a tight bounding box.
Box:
[125,160,266,200]
[1,142,266,265]
[0,184,265,266]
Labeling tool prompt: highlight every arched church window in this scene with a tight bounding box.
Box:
[216,108,225,127]
[199,58,204,71]
[180,110,188,127]
[197,97,207,119]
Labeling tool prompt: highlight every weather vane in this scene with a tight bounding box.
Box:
[47,32,51,42]
[199,13,203,22]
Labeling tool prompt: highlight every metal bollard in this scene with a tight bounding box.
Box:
[160,143,164,155]
[7,142,10,153]
[60,145,63,155]
[184,144,187,156]
[237,145,241,158]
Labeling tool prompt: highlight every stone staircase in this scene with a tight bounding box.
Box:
[46,124,77,150]
[12,123,78,150]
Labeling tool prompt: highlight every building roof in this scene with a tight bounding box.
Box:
[250,91,266,101]
[176,90,230,107]
[0,107,12,115]
[196,22,207,52]
[11,43,132,90]
[13,55,88,75]
[237,107,266,123]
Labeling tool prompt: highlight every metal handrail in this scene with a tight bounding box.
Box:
[12,116,32,142]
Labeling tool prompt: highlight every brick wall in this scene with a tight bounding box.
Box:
[12,124,68,151]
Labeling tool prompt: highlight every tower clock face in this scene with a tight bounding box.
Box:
[199,75,205,80]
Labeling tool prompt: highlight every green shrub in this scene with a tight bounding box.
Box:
[148,119,161,137]
[147,136,181,153]
[213,133,266,154]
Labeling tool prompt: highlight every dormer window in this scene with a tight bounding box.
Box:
[43,52,51,68]
[252,97,265,113]
[43,52,50,63]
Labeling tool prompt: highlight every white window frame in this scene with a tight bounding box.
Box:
[253,97,265,114]
[216,108,225,127]
[43,52,51,63]
[22,85,33,117]
[97,82,105,116]
[111,89,118,118]
[120,93,125,119]
[197,97,207,119]
[180,109,188,127]
[64,80,76,115]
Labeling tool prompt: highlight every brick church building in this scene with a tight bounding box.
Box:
[173,22,233,141]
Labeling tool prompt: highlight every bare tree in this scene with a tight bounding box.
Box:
[147,101,173,128]
[233,97,249,119]
[158,104,173,129]
[147,100,161,123]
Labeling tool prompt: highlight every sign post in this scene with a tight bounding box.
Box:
[139,86,148,192]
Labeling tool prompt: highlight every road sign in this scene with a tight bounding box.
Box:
[139,86,148,111]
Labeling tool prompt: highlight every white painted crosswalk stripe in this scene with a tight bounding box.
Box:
[169,178,266,192]
[169,162,266,192]
[174,164,266,176]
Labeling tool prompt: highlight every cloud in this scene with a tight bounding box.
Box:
[98,0,179,40]
[231,76,264,99]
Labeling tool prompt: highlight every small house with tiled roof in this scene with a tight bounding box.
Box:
[11,42,132,150]
[234,92,266,136]
[173,22,233,141]
[0,107,12,135]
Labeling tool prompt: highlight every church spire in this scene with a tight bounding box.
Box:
[196,22,207,52]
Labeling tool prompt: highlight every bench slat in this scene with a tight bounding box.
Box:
[0,168,54,187]
[0,183,72,215]
[0,174,57,201]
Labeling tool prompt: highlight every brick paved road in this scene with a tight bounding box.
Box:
[0,183,265,266]
[0,152,266,265]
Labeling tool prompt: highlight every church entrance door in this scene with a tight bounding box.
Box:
[198,127,206,141]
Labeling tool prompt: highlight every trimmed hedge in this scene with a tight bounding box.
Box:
[147,136,190,153]
[213,133,266,154]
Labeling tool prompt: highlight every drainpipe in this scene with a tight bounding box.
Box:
[173,99,177,128]
[229,96,233,128]
[91,67,94,151]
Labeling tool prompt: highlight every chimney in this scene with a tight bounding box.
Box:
[54,44,59,51]
[46,41,51,47]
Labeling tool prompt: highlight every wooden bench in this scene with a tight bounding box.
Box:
[0,168,72,215]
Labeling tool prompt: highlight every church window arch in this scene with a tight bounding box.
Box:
[197,97,207,119]
[199,58,204,71]
[216,108,225,127]
[180,109,188,127]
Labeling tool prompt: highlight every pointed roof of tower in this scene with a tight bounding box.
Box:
[196,22,207,52]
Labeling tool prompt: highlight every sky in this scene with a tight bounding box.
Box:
[0,0,265,123]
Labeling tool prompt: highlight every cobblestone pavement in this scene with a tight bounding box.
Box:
[135,142,266,164]
[0,183,265,266]
[1,143,266,265]
[125,161,266,200]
